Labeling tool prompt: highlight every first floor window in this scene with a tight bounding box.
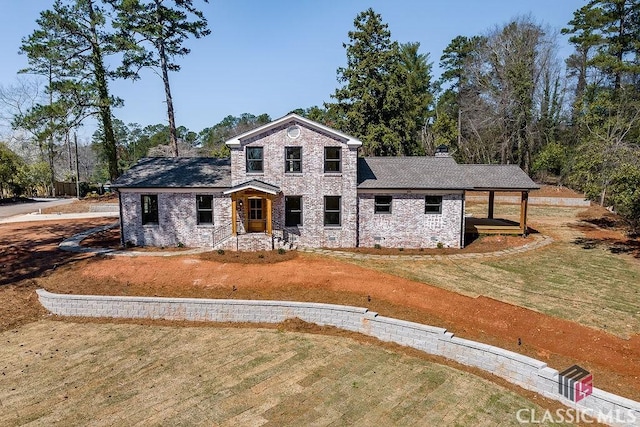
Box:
[324,147,341,172]
[285,196,302,226]
[197,195,213,224]
[246,146,263,172]
[324,196,341,226]
[285,147,302,173]
[141,194,158,225]
[425,195,443,214]
[374,195,392,214]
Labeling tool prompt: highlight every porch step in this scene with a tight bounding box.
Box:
[213,232,298,252]
[237,233,273,251]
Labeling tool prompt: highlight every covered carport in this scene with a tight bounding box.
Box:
[462,164,540,236]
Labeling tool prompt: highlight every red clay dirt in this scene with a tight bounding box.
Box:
[1,213,639,402]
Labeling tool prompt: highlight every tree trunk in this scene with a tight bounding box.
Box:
[88,0,118,182]
[156,0,178,157]
[160,43,179,157]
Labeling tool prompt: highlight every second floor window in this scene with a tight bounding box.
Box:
[246,147,263,172]
[324,147,341,172]
[285,147,302,173]
[141,194,158,225]
[196,195,213,224]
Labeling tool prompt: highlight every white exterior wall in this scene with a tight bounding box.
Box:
[357,192,464,248]
[230,122,358,248]
[120,190,230,248]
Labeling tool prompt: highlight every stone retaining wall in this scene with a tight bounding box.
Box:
[37,289,639,426]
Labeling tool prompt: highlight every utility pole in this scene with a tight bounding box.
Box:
[74,132,80,199]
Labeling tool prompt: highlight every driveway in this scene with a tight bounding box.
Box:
[0,198,75,219]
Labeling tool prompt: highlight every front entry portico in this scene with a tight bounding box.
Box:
[224,180,280,236]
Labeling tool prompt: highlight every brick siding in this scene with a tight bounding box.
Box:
[120,191,230,247]
[358,192,464,248]
[230,122,358,248]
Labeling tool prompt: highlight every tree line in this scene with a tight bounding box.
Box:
[1,1,639,231]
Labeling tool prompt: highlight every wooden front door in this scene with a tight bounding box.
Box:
[247,198,265,232]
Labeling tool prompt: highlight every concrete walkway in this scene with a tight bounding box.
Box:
[0,211,119,224]
[60,222,553,260]
[0,198,76,220]
[300,234,553,260]
[58,222,212,257]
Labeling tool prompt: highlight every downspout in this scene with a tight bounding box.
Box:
[460,191,466,248]
[118,190,125,247]
[355,190,360,247]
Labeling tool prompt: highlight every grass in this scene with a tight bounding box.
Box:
[349,203,640,338]
[0,320,562,426]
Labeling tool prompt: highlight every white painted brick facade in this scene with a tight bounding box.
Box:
[118,119,472,250]
[230,122,358,248]
[120,191,230,247]
[357,192,464,248]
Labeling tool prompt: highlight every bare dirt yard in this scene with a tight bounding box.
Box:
[0,197,639,411]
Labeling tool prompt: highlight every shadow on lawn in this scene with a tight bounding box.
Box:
[570,217,640,259]
[0,222,95,286]
[572,236,640,258]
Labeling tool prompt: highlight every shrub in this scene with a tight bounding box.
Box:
[436,242,444,249]
[217,249,225,255]
[278,248,286,255]
[374,243,381,249]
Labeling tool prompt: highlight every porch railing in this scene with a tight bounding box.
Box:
[212,221,233,247]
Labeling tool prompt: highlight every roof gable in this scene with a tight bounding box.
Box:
[224,113,363,148]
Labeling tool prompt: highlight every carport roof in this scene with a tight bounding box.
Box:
[357,157,539,191]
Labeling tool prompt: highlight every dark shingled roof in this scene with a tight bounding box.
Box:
[357,157,539,191]
[112,157,231,188]
[461,164,540,190]
[357,156,466,189]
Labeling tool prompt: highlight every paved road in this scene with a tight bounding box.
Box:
[0,198,75,219]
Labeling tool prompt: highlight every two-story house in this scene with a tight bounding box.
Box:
[113,113,539,251]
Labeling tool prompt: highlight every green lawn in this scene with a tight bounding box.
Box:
[0,320,565,426]
[351,204,640,338]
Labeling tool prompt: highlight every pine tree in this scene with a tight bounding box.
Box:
[20,0,121,182]
[109,0,211,157]
[327,9,432,156]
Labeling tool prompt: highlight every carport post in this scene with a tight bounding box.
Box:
[519,191,529,235]
[488,191,495,219]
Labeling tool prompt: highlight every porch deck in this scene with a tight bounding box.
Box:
[465,217,525,235]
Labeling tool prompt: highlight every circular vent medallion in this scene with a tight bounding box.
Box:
[287,125,301,139]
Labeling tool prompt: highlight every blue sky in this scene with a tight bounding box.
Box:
[0,1,585,141]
